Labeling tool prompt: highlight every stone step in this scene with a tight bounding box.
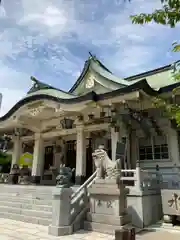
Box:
[0,185,78,193]
[0,192,52,199]
[84,221,122,235]
[0,206,52,219]
[0,211,51,226]
[0,186,53,197]
[0,185,78,200]
[0,200,52,212]
[0,195,52,205]
[0,194,52,201]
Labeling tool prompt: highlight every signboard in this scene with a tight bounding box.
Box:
[18,152,33,167]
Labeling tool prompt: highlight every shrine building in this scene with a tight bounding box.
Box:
[0,55,179,185]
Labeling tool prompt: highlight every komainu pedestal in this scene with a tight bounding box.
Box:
[86,179,131,235]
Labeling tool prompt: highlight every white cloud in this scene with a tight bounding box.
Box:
[19,5,68,32]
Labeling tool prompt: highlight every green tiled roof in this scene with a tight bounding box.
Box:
[26,58,179,100]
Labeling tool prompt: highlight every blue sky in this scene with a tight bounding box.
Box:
[0,0,179,116]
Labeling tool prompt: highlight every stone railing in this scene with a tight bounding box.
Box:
[71,170,97,200]
[121,163,161,192]
[70,170,97,229]
[48,170,97,236]
[140,169,161,190]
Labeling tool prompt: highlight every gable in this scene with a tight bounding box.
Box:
[73,69,125,96]
[69,55,130,95]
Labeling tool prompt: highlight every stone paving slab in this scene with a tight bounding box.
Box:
[0,218,180,240]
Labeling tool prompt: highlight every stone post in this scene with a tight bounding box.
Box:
[156,164,162,187]
[48,187,73,236]
[31,133,44,184]
[134,161,142,191]
[75,126,86,185]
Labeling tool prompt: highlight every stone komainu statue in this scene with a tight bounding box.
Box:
[92,145,121,180]
[56,164,73,188]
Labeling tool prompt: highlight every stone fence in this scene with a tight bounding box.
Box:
[121,162,161,193]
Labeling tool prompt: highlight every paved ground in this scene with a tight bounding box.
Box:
[1,218,180,240]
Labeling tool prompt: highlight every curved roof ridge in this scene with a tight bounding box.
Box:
[27,76,76,96]
[90,60,133,86]
[69,58,91,93]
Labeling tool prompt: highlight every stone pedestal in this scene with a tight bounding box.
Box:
[48,187,73,236]
[87,179,131,233]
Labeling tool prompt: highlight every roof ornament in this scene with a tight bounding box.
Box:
[30,76,40,89]
[28,76,54,94]
[89,51,93,57]
[88,51,96,60]
[31,76,39,84]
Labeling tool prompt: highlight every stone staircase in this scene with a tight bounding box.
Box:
[0,185,53,226]
[0,184,81,226]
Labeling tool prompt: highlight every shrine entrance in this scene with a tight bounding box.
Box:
[65,140,76,170]
[44,146,54,170]
[86,138,93,180]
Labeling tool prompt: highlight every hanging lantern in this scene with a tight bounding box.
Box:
[88,113,94,120]
[60,118,74,129]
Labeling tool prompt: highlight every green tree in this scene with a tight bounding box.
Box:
[130,0,180,125]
